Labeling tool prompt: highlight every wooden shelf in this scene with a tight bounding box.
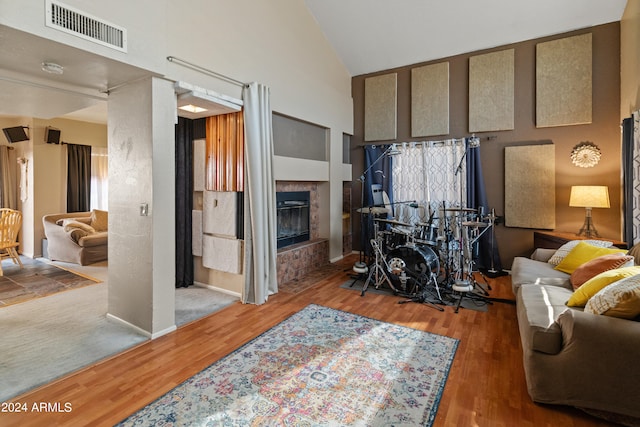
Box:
[533,231,627,250]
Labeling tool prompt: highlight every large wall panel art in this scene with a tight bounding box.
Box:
[364,73,397,141]
[411,62,449,137]
[536,33,592,127]
[469,49,514,132]
[505,144,556,229]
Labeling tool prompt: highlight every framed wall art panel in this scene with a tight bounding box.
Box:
[411,62,449,137]
[505,144,556,229]
[536,33,592,127]
[469,49,514,132]
[364,73,397,141]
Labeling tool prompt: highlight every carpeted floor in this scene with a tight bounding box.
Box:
[0,257,100,307]
[117,304,459,426]
[0,270,239,402]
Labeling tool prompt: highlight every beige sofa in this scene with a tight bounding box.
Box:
[43,211,108,265]
[511,248,640,422]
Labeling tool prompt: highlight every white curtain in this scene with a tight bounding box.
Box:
[90,147,108,210]
[392,140,466,224]
[242,82,278,304]
[0,146,17,208]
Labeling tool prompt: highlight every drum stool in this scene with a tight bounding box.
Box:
[451,280,474,313]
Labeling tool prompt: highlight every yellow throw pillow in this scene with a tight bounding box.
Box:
[566,266,640,307]
[585,274,640,319]
[547,239,614,266]
[554,241,627,274]
[90,209,108,232]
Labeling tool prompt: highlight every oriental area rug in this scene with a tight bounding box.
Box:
[0,257,100,307]
[118,304,459,426]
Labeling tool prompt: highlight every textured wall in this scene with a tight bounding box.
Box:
[352,23,621,268]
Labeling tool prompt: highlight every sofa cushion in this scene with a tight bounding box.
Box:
[567,266,640,307]
[547,239,614,266]
[78,231,108,248]
[56,216,91,226]
[90,209,108,232]
[554,242,627,274]
[585,274,640,319]
[517,284,574,354]
[511,256,571,295]
[569,253,635,289]
[62,220,96,243]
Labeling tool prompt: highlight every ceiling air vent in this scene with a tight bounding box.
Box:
[45,0,127,52]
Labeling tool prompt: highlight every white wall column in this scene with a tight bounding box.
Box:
[107,76,176,338]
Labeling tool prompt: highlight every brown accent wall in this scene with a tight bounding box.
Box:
[351,23,621,268]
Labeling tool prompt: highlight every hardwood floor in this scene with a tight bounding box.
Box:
[1,254,616,426]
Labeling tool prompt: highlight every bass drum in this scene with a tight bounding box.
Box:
[386,245,440,295]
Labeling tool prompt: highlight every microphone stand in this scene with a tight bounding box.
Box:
[353,145,396,281]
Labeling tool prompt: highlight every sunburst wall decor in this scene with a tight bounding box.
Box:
[570,141,601,168]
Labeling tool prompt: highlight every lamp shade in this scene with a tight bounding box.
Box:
[569,186,610,208]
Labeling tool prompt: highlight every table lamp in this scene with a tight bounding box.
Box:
[569,185,610,238]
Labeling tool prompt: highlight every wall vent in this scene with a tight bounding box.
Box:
[45,0,127,52]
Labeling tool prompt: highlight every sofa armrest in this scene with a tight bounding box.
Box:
[557,309,640,354]
[531,248,556,262]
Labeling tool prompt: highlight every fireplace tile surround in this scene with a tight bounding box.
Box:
[276,181,328,285]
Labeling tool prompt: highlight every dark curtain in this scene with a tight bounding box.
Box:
[465,138,503,272]
[360,144,394,257]
[175,117,194,288]
[622,117,634,245]
[66,144,91,212]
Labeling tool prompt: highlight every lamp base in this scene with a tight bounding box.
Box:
[577,207,599,238]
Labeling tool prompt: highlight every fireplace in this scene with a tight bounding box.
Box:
[276,191,310,249]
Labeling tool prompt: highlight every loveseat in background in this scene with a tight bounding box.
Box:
[42,211,107,266]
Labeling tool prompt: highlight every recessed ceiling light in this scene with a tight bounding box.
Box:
[179,104,207,113]
[41,62,64,75]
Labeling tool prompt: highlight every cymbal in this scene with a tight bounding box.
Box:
[415,222,437,228]
[462,221,489,228]
[356,206,390,214]
[374,218,411,227]
[440,207,477,212]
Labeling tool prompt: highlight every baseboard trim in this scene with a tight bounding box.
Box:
[194,281,242,298]
[106,313,177,340]
[330,254,345,263]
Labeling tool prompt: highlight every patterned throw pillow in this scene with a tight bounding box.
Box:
[585,274,640,319]
[570,253,635,289]
[547,239,614,266]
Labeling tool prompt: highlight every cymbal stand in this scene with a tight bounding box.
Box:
[487,208,499,275]
[361,227,397,297]
[468,223,493,294]
[461,228,492,298]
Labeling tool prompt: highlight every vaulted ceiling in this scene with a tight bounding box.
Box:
[304,0,627,76]
[0,1,629,124]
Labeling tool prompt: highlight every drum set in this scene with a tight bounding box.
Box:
[355,202,497,311]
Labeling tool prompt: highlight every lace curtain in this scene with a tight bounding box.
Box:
[392,140,466,224]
